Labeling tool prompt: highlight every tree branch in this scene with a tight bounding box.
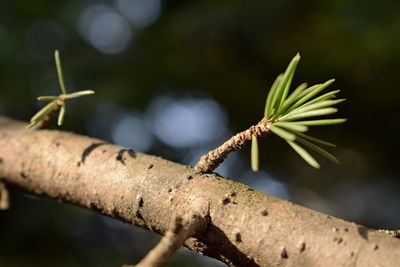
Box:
[134,213,208,267]
[0,116,399,267]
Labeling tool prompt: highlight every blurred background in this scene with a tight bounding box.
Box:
[1,0,399,266]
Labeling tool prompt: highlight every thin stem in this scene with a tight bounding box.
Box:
[194,121,271,173]
[134,213,207,267]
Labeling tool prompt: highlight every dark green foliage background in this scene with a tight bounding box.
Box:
[0,0,399,266]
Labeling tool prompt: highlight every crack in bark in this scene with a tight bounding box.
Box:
[78,142,108,166]
[116,149,136,165]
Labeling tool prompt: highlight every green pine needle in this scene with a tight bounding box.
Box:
[279,82,308,113]
[296,136,339,164]
[285,99,345,118]
[287,140,320,168]
[297,90,340,108]
[37,96,59,101]
[290,131,336,147]
[251,135,259,171]
[64,90,95,99]
[269,125,296,141]
[55,50,67,95]
[28,50,95,129]
[27,121,38,129]
[286,79,335,112]
[292,118,347,126]
[256,53,346,170]
[58,104,66,126]
[274,121,308,132]
[296,84,322,98]
[280,107,338,121]
[264,74,283,118]
[30,101,57,122]
[277,53,301,109]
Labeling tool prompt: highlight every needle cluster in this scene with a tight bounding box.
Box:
[28,50,94,129]
[250,53,346,170]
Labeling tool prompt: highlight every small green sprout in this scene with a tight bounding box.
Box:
[250,53,346,170]
[28,50,95,129]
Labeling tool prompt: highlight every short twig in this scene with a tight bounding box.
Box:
[0,182,10,210]
[194,120,271,173]
[133,213,208,267]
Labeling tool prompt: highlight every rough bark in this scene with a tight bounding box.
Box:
[195,121,271,173]
[0,116,399,267]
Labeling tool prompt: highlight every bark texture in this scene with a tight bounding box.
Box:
[195,121,271,173]
[0,116,399,267]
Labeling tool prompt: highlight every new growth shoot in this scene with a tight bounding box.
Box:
[254,53,346,170]
[195,53,346,173]
[28,50,95,129]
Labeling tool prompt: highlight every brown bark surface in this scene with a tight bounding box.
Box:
[195,121,271,173]
[0,116,399,267]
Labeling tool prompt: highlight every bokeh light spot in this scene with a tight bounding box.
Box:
[146,95,228,148]
[115,0,161,28]
[86,101,124,140]
[112,112,154,152]
[78,5,132,54]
